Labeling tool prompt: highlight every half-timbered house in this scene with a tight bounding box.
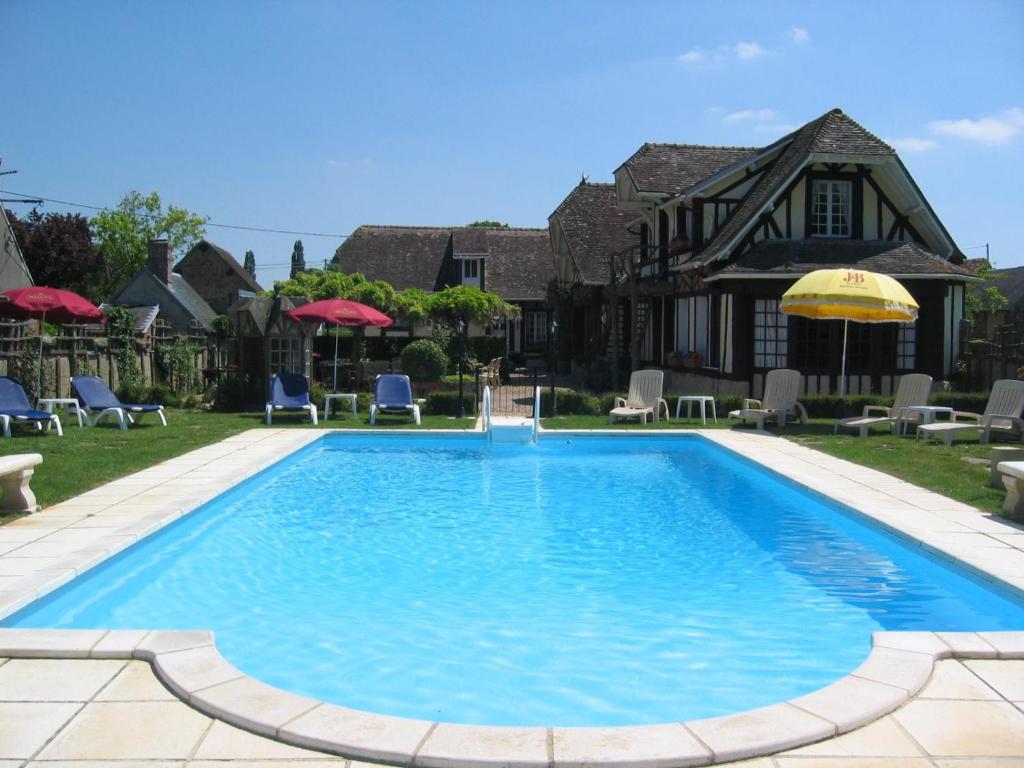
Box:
[552,108,976,397]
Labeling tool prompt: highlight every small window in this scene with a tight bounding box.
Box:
[269,337,303,375]
[896,323,916,370]
[463,259,479,279]
[753,299,788,369]
[811,180,852,238]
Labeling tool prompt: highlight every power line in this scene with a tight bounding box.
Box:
[0,190,351,239]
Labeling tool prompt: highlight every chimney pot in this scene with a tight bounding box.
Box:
[147,239,173,286]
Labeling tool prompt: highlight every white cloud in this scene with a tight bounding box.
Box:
[677,49,706,64]
[928,108,1024,145]
[733,41,767,60]
[724,108,779,123]
[790,26,809,44]
[887,137,938,153]
[678,41,770,65]
[754,122,798,134]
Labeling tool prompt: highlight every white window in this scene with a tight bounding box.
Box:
[753,299,788,369]
[675,296,710,358]
[525,311,547,345]
[461,258,481,288]
[896,323,916,370]
[269,337,303,375]
[811,180,851,237]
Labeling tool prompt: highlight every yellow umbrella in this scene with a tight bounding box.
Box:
[781,268,919,398]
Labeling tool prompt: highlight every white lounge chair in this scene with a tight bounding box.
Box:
[609,370,669,424]
[729,368,808,430]
[835,373,932,437]
[917,380,1024,446]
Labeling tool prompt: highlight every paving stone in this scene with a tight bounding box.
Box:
[152,644,243,697]
[0,701,82,759]
[686,703,835,763]
[90,628,149,658]
[280,703,433,764]
[937,632,1000,658]
[776,757,933,767]
[0,658,124,701]
[919,660,1004,701]
[419,723,550,768]
[780,716,926,757]
[551,723,711,768]
[0,628,106,658]
[36,701,211,760]
[894,699,1024,756]
[965,659,1024,700]
[978,632,1024,659]
[95,660,177,701]
[193,720,330,759]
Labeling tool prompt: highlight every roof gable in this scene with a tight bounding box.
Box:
[549,182,637,284]
[618,143,759,197]
[177,239,263,294]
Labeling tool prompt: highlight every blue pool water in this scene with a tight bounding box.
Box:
[5,434,1024,726]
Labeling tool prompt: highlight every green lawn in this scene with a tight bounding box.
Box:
[541,415,1008,515]
[0,409,1009,525]
[0,408,476,522]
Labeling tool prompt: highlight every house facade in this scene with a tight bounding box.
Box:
[551,108,976,397]
[333,225,556,357]
[0,207,33,292]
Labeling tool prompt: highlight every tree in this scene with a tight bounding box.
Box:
[466,220,509,228]
[91,191,207,296]
[243,250,256,279]
[5,208,105,300]
[290,240,306,278]
[425,284,516,325]
[965,260,1008,324]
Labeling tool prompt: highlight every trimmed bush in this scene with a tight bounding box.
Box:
[931,391,991,413]
[400,339,447,382]
[425,390,476,416]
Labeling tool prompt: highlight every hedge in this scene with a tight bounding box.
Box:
[425,390,477,416]
[539,390,602,416]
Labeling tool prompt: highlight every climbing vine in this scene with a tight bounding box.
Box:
[105,306,142,397]
[159,337,201,394]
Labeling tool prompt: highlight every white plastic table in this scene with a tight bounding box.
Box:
[36,397,84,427]
[324,393,358,420]
[675,395,717,425]
[897,405,953,436]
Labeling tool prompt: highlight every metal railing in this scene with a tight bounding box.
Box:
[481,385,492,435]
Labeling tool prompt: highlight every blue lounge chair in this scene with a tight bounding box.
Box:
[71,375,167,429]
[0,377,63,438]
[265,372,318,425]
[369,373,421,425]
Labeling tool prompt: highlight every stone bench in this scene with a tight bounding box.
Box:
[0,453,43,513]
[997,461,1024,521]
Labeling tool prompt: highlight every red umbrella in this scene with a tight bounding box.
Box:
[0,287,104,397]
[285,299,394,391]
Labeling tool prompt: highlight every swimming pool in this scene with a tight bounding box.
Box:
[4,433,1024,727]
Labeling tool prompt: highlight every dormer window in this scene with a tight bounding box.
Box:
[811,180,851,238]
[458,257,482,288]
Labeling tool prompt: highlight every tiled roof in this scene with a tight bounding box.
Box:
[700,109,896,263]
[164,270,218,330]
[549,182,637,284]
[711,240,976,279]
[333,226,457,292]
[333,225,553,301]
[229,295,311,336]
[619,143,759,196]
[98,303,159,333]
[476,228,552,301]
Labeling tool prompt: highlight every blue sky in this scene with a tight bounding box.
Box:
[3,1,1023,285]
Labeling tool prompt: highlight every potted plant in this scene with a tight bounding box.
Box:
[682,351,703,369]
[666,351,686,371]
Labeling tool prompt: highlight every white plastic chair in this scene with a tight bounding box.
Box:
[729,369,808,430]
[835,373,932,437]
[917,380,1024,445]
[609,370,669,424]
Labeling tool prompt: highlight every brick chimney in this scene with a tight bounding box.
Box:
[147,239,173,286]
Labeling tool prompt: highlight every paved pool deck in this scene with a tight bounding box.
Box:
[0,427,1023,766]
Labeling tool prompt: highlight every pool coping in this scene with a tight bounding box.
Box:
[1,426,1023,767]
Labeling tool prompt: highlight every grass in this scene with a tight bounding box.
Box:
[0,408,476,523]
[0,407,1009,525]
[540,415,1008,515]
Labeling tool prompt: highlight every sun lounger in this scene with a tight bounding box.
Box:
[917,379,1024,446]
[609,370,669,424]
[369,373,421,425]
[729,368,808,430]
[835,373,932,437]
[265,372,318,425]
[0,377,63,437]
[71,375,167,429]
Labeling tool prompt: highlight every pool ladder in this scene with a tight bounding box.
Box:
[480,385,539,445]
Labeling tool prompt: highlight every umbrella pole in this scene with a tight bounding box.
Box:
[38,310,45,399]
[332,329,339,392]
[840,317,849,399]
